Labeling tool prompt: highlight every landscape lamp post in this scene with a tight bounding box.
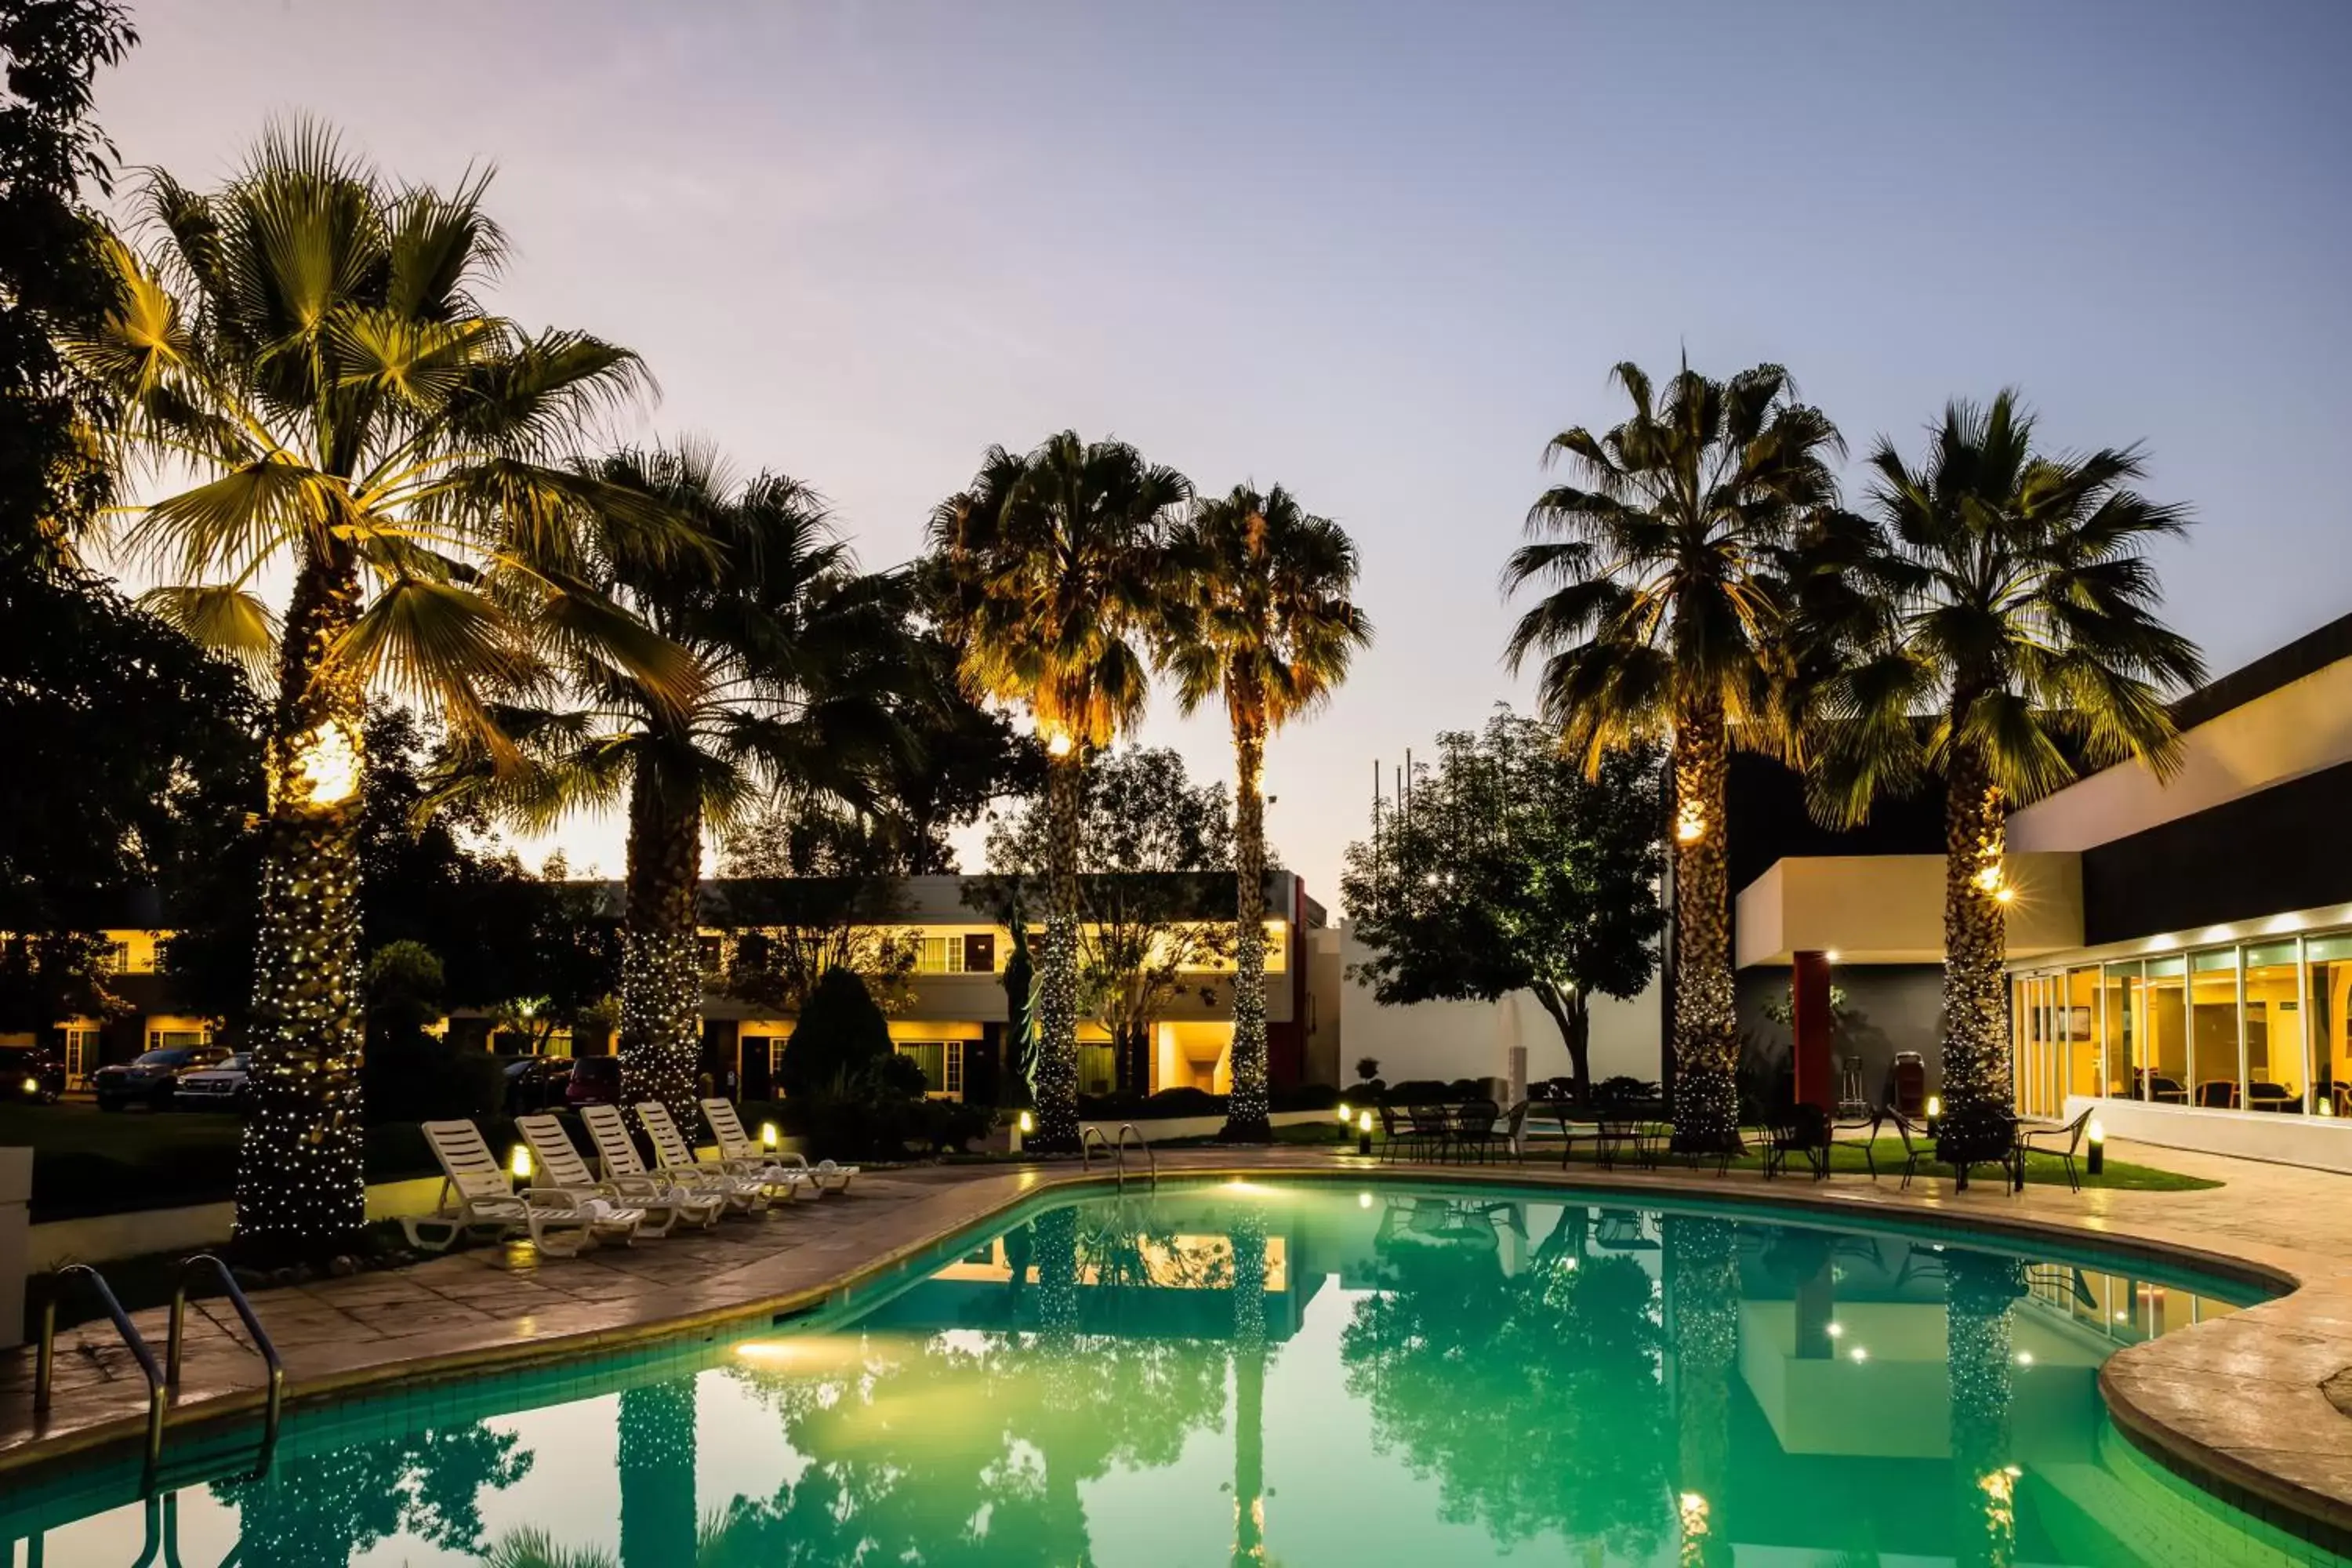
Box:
[2085,1116,2104,1178]
[1356,1109,1374,1157]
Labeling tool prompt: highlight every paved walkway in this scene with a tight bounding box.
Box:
[8,1138,2352,1539]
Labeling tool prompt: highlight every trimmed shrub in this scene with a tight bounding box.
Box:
[779,967,894,1097]
[1273,1081,1342,1112]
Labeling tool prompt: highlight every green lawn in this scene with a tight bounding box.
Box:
[0,1102,498,1221]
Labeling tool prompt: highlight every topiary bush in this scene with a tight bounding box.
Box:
[779,967,895,1097]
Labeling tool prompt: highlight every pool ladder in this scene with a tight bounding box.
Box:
[1080,1123,1157,1189]
[33,1254,286,1489]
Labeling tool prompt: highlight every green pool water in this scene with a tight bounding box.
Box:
[3,1179,2334,1566]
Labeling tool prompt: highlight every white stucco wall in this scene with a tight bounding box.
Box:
[1333,927,1663,1089]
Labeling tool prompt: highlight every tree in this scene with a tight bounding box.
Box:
[67,123,688,1249]
[716,794,920,1015]
[1340,708,1664,1102]
[887,627,1046,874]
[1806,393,2202,1160]
[467,444,909,1134]
[0,560,263,1040]
[1163,482,1370,1141]
[775,965,895,1098]
[927,434,1191,1148]
[1504,361,1843,1152]
[974,745,1236,1098]
[0,0,136,562]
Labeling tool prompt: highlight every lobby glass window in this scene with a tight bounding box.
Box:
[2064,967,2100,1100]
[2243,940,2305,1111]
[2190,949,2242,1108]
[2310,935,2352,1117]
[2143,957,2187,1102]
[2101,961,2140,1098]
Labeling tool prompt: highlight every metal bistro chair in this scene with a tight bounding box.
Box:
[2020,1105,2096,1192]
[1889,1107,1933,1190]
[1836,1102,1891,1180]
[1761,1108,1829,1181]
[1595,1115,1642,1171]
[1451,1098,1504,1163]
[1498,1098,1532,1163]
[1376,1102,1406,1163]
[1406,1104,1454,1163]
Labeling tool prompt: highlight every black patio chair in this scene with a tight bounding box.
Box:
[1451,1099,1504,1163]
[1889,1107,1932,1190]
[1376,1102,1405,1163]
[1498,1098,1531,1163]
[1835,1102,1891,1179]
[2020,1105,2095,1192]
[1595,1115,1650,1171]
[1761,1107,1829,1181]
[1406,1104,1454,1163]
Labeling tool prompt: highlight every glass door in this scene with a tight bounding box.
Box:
[63,1025,97,1091]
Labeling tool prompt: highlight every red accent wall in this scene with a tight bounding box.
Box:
[1267,877,1309,1091]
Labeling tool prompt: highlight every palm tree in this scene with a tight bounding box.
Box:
[1806,393,2202,1161]
[474,445,910,1132]
[1164,485,1370,1142]
[66,123,686,1246]
[1504,361,1842,1151]
[927,433,1190,1150]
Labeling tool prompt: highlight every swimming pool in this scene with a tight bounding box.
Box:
[2,1178,2331,1566]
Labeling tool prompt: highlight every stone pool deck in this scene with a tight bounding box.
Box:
[7,1139,2352,1544]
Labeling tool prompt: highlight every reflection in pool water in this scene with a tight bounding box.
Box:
[2,1182,2327,1566]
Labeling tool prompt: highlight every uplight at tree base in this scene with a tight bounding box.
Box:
[289,717,362,807]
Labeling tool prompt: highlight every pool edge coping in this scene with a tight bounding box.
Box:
[7,1153,2350,1548]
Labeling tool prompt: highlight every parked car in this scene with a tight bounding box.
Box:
[93,1044,228,1111]
[0,1044,64,1104]
[503,1055,573,1115]
[174,1051,253,1112]
[565,1054,622,1109]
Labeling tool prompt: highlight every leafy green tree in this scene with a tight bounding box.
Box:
[776,965,895,1097]
[67,124,688,1247]
[1163,482,1370,1140]
[0,560,263,1040]
[1504,361,1842,1151]
[0,0,135,562]
[927,434,1191,1148]
[1806,393,2202,1159]
[717,795,920,1014]
[466,444,910,1134]
[214,1418,533,1567]
[1341,708,1664,1101]
[974,744,1236,1097]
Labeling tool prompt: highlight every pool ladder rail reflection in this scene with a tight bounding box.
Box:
[32,1253,286,1490]
[1080,1123,1158,1189]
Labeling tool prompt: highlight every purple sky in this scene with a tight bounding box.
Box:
[96,2,2352,907]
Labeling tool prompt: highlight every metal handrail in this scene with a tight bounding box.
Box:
[1115,1123,1156,1189]
[1080,1124,1112,1171]
[169,1254,286,1477]
[35,1262,168,1476]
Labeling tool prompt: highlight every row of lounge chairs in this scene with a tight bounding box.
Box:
[400,1098,857,1258]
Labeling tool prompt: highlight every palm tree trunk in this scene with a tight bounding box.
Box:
[1221,716,1272,1142]
[618,1378,699,1568]
[1939,745,2012,1162]
[621,767,705,1135]
[234,546,368,1250]
[1668,709,1738,1153]
[1033,748,1085,1151]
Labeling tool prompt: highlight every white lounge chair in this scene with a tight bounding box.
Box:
[517,1113,711,1238]
[401,1120,641,1257]
[632,1102,779,1213]
[701,1098,850,1196]
[578,1104,729,1228]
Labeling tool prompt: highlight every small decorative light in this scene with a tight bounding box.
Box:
[1825,1322,1845,1338]
[2321,1098,2338,1119]
[1357,1109,1374,1132]
[2086,1116,2105,1144]
[1018,1110,1035,1134]
[1044,731,1074,758]
[2015,1350,2034,1366]
[760,1121,779,1149]
[1994,886,2017,905]
[509,1144,533,1181]
[1824,950,1840,963]
[20,1076,38,1096]
[1926,1094,1943,1120]
[1336,1102,1353,1124]
[1675,807,1706,843]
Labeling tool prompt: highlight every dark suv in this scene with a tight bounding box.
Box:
[0,1044,64,1104]
[93,1044,228,1111]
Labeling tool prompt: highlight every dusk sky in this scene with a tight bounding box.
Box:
[95,2,2352,908]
